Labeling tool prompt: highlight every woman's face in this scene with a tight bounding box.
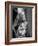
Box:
[17,22,27,37]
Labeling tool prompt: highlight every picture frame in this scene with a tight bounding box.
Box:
[5,1,37,45]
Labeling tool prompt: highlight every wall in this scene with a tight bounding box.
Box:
[0,0,38,46]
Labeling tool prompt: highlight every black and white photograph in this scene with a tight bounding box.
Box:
[5,2,37,44]
[11,6,32,38]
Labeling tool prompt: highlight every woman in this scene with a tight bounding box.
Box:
[13,8,28,38]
